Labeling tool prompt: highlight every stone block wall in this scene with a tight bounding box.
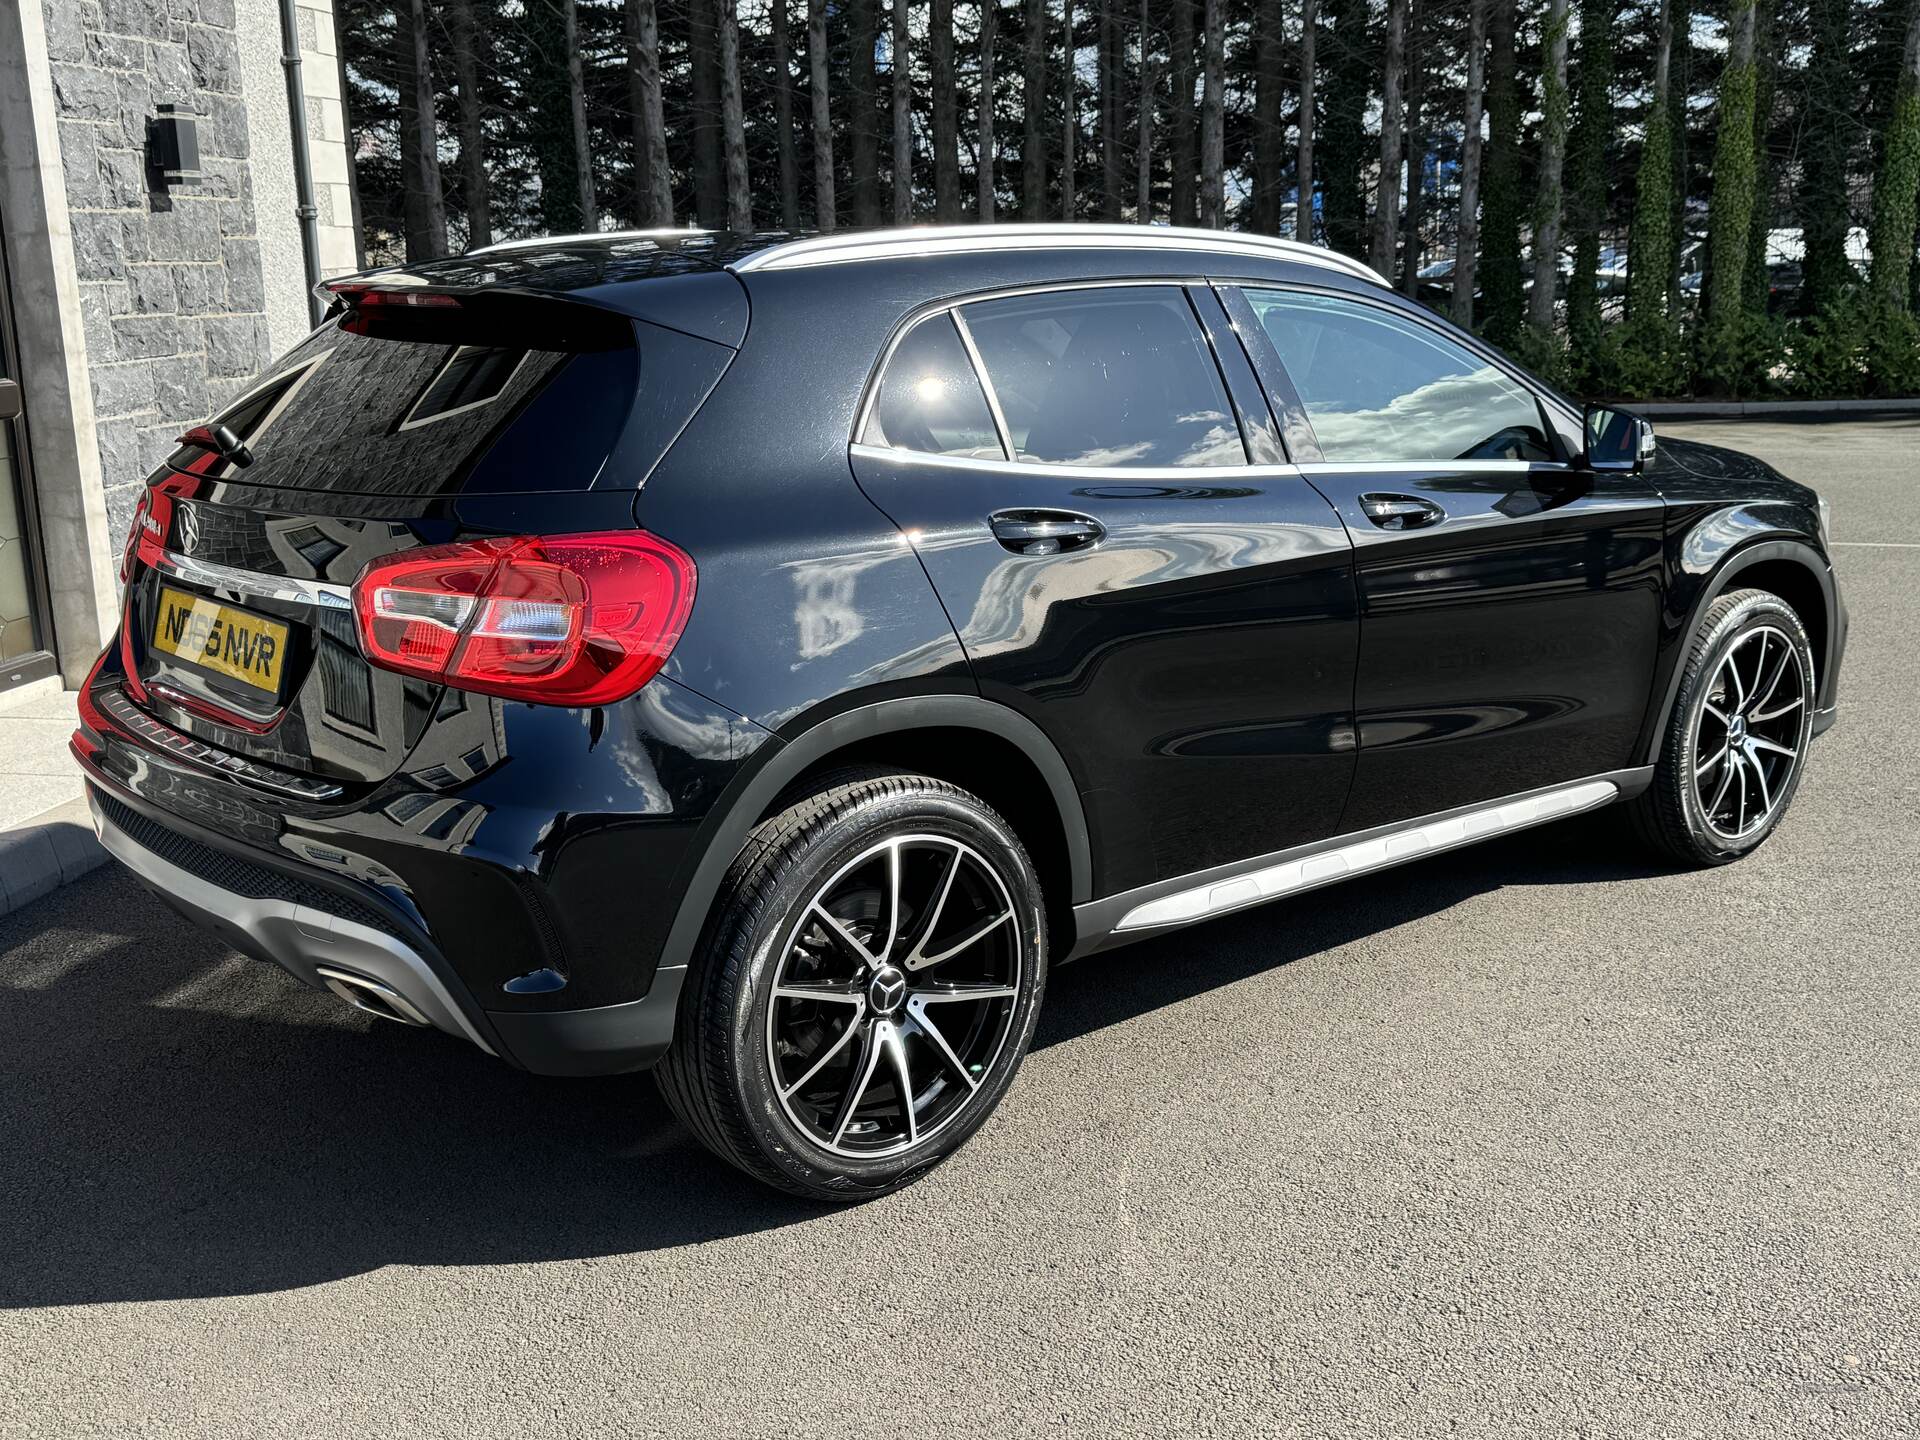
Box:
[42,0,278,542]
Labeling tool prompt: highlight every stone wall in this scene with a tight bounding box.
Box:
[42,0,278,541]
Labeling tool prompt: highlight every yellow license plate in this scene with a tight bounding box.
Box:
[151,586,290,695]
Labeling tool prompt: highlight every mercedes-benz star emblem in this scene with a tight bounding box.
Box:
[868,966,907,1014]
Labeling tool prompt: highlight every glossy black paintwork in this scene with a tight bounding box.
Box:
[75,231,1846,1075]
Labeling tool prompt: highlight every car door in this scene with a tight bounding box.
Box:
[1224,283,1666,833]
[849,282,1359,895]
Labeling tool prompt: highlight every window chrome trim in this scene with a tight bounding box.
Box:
[947,310,1015,460]
[1293,459,1571,475]
[154,549,354,610]
[851,441,1298,483]
[732,224,1389,287]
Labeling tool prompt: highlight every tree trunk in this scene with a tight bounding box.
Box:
[397,0,446,259]
[1451,0,1487,326]
[1296,0,1316,242]
[979,0,1000,219]
[1398,0,1427,292]
[335,40,366,266]
[1062,0,1077,218]
[690,0,724,226]
[628,0,675,226]
[562,0,597,231]
[1525,0,1569,333]
[447,0,491,248]
[1799,0,1854,312]
[717,0,752,229]
[1626,0,1671,322]
[1169,0,1195,224]
[1137,0,1156,220]
[1869,0,1920,303]
[1024,0,1048,216]
[894,0,913,221]
[1100,0,1121,219]
[810,0,836,229]
[933,0,961,219]
[1199,0,1224,225]
[1371,0,1407,274]
[1320,0,1368,255]
[1479,0,1522,342]
[773,0,801,228]
[1564,0,1613,347]
[1252,0,1283,232]
[1706,0,1758,329]
[1743,0,1779,317]
[852,0,883,224]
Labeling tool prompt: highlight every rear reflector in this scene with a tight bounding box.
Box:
[351,532,696,706]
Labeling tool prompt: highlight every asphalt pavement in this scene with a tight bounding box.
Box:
[1,420,1914,1438]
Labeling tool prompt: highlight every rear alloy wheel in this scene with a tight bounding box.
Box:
[658,771,1046,1201]
[1630,587,1816,866]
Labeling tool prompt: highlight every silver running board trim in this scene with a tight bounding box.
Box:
[1115,777,1623,932]
[88,788,494,1055]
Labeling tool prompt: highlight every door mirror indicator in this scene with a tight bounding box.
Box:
[1584,405,1655,473]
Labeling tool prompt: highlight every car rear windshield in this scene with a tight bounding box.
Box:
[165,297,690,498]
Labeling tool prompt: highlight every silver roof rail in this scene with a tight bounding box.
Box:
[466,228,715,256]
[728,223,1387,285]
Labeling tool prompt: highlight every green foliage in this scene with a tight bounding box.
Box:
[1593,317,1692,400]
[1506,322,1570,389]
[1696,305,1786,398]
[1871,87,1920,303]
[1628,100,1675,324]
[1564,0,1613,356]
[1704,1,1759,378]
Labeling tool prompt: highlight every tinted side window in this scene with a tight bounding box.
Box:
[1243,289,1553,464]
[861,313,1004,459]
[960,287,1245,468]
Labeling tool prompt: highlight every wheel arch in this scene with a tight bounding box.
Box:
[654,695,1093,985]
[1642,536,1836,766]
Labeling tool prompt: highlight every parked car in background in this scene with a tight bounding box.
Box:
[73,225,1847,1200]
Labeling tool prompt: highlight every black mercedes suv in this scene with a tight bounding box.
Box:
[74,225,1846,1200]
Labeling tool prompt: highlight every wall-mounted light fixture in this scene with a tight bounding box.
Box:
[146,104,201,187]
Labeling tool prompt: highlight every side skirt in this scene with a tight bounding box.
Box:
[1066,767,1653,960]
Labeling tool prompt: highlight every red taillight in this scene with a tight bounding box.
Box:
[351,532,696,706]
[119,489,151,584]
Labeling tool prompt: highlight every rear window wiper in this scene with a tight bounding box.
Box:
[177,422,254,468]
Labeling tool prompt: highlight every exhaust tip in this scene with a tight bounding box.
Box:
[314,965,432,1028]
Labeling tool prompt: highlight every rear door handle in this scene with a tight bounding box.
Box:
[1358,493,1446,531]
[988,509,1106,555]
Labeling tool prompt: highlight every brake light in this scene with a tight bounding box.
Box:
[119,489,151,584]
[351,532,696,706]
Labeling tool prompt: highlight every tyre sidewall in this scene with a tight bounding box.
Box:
[1666,590,1816,863]
[721,784,1048,1199]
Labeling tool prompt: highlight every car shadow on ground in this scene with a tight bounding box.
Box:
[0,812,1667,1309]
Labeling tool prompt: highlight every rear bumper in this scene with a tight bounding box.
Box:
[81,770,687,1075]
[89,784,498,1054]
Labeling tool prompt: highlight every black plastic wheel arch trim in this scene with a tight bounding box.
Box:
[1639,537,1841,768]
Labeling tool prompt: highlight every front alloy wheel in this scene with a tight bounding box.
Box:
[1631,587,1817,865]
[658,770,1047,1201]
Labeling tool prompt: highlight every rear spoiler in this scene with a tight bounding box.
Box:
[313,277,637,352]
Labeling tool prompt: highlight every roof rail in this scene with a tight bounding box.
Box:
[466,228,715,256]
[729,224,1387,285]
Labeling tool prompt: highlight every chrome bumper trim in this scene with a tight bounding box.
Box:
[154,549,353,610]
[88,788,493,1055]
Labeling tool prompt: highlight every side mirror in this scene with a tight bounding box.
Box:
[1583,404,1655,473]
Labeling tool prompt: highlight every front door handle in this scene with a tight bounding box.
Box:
[988,509,1106,556]
[1359,493,1446,531]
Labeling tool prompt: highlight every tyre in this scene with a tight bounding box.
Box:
[1629,587,1817,866]
[657,769,1048,1201]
